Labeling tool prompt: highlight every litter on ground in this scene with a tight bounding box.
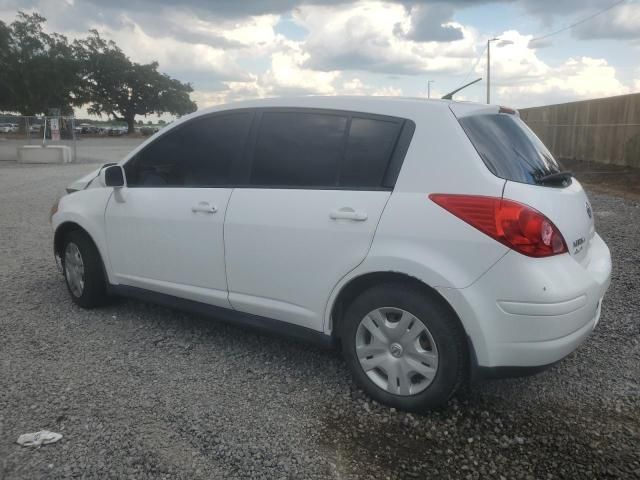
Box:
[16,431,63,447]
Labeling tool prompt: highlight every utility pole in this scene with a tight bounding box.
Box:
[427,80,434,99]
[486,38,513,104]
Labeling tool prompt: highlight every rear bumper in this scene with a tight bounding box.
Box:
[438,233,611,369]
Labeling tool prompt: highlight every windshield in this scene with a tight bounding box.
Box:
[459,113,564,186]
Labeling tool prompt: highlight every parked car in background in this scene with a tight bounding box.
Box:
[75,123,102,135]
[51,96,612,411]
[139,126,156,136]
[107,127,127,136]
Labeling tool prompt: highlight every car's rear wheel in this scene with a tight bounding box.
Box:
[341,283,466,412]
[62,231,108,308]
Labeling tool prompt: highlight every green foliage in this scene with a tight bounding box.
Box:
[0,12,197,130]
[0,12,81,115]
[74,31,196,133]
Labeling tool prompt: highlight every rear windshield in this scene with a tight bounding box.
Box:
[459,113,564,186]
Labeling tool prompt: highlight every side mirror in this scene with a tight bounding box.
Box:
[104,165,125,188]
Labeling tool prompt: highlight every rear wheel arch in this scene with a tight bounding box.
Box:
[331,273,451,330]
[329,272,471,363]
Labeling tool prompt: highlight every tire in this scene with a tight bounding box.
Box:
[340,283,466,412]
[62,230,108,308]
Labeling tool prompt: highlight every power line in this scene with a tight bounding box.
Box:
[454,7,533,90]
[458,44,487,87]
[451,0,630,96]
[529,0,628,43]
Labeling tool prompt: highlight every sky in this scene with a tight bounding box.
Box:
[1,0,639,120]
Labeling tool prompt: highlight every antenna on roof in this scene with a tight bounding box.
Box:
[441,77,482,100]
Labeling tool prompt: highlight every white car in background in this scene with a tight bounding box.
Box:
[51,96,611,411]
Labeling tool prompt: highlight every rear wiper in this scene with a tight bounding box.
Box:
[537,171,573,184]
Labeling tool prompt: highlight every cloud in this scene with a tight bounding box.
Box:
[516,0,640,41]
[497,56,630,107]
[572,2,640,41]
[48,0,500,22]
[482,30,550,84]
[526,37,554,49]
[294,2,477,74]
[72,0,345,19]
[262,47,341,95]
[341,77,403,96]
[395,3,463,42]
[516,0,603,20]
[189,42,340,107]
[192,62,405,109]
[93,16,253,84]
[455,29,632,107]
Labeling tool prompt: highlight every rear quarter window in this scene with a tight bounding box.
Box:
[459,113,563,185]
[340,117,402,188]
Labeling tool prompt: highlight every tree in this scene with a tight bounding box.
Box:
[158,119,166,126]
[75,31,196,133]
[0,12,81,116]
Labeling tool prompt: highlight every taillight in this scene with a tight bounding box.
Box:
[429,194,568,257]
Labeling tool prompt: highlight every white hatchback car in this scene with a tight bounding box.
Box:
[51,97,611,411]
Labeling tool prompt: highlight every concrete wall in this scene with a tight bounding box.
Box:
[0,136,144,163]
[519,92,640,168]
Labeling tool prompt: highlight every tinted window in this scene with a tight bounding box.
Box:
[125,112,252,187]
[459,113,563,185]
[251,112,348,187]
[340,117,401,188]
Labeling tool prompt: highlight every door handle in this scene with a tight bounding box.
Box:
[330,208,367,221]
[192,202,218,214]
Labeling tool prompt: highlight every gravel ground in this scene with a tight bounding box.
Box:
[1,163,639,479]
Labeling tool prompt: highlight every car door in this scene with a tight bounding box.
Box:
[105,110,253,307]
[224,109,412,330]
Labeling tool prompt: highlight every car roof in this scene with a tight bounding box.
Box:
[196,95,457,116]
[161,96,499,134]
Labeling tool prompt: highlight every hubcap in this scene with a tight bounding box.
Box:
[390,343,403,358]
[355,307,439,396]
[64,242,85,298]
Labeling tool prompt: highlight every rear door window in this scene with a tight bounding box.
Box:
[250,111,348,188]
[458,113,563,185]
[249,110,408,189]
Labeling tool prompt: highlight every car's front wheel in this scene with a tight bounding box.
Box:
[62,231,108,308]
[341,283,466,412]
